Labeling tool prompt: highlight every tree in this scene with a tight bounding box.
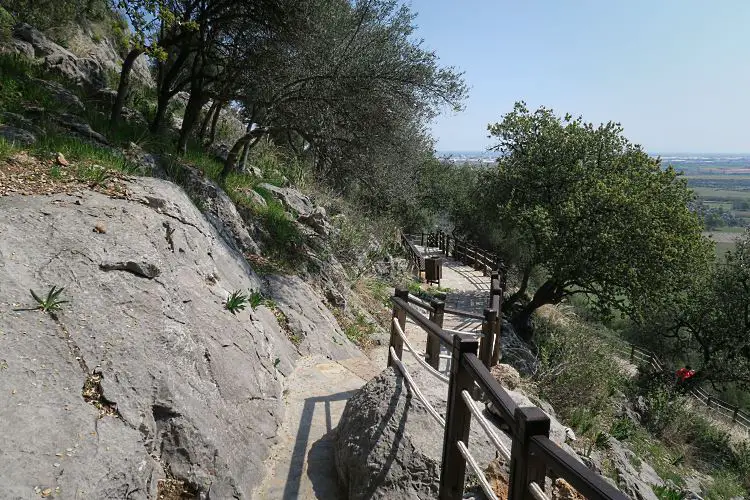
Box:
[480,102,713,341]
[644,230,750,390]
[221,0,466,182]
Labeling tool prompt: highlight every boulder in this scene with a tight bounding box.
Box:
[335,363,584,499]
[334,368,441,499]
[490,363,521,390]
[13,24,106,90]
[29,78,85,113]
[258,183,315,216]
[122,142,163,177]
[298,206,332,236]
[0,177,300,498]
[52,113,108,144]
[0,124,36,145]
[0,111,44,136]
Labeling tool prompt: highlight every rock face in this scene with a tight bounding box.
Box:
[11,23,107,91]
[0,178,304,498]
[266,274,360,361]
[606,438,663,500]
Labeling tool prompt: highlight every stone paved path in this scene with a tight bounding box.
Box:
[255,355,379,499]
[256,246,493,499]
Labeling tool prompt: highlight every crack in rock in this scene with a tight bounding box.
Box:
[99,261,161,279]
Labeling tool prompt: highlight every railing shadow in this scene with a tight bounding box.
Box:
[283,390,358,500]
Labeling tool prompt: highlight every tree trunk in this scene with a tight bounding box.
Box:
[150,90,172,133]
[206,100,224,147]
[177,90,208,155]
[222,129,266,179]
[110,48,144,129]
[198,99,219,142]
[510,279,565,342]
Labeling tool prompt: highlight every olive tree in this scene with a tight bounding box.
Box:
[482,102,713,341]
[221,0,466,183]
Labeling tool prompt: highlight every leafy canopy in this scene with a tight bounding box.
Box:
[483,102,712,338]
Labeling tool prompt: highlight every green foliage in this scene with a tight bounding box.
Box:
[33,135,139,175]
[225,290,249,315]
[3,0,111,29]
[0,6,13,42]
[471,102,713,339]
[26,286,68,313]
[0,137,20,162]
[705,471,746,499]
[610,417,636,441]
[257,201,303,258]
[342,312,377,347]
[645,229,750,389]
[652,485,686,500]
[249,289,263,309]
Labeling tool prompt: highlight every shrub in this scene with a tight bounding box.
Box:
[533,313,625,420]
[610,417,636,441]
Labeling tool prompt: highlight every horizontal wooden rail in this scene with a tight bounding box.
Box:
[392,296,453,346]
[530,436,628,499]
[444,306,485,321]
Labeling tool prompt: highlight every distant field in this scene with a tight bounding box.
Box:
[691,187,750,200]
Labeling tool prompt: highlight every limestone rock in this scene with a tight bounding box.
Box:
[335,368,441,499]
[607,437,662,500]
[13,24,106,90]
[490,363,521,390]
[0,111,44,136]
[29,78,85,113]
[0,124,36,145]
[258,183,315,216]
[0,177,299,497]
[298,206,331,236]
[164,162,262,256]
[266,274,360,361]
[52,113,108,144]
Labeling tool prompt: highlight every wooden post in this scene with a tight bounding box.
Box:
[480,308,497,367]
[630,345,635,363]
[508,407,551,500]
[439,334,479,500]
[421,232,424,246]
[490,274,504,366]
[733,406,739,423]
[388,287,409,367]
[427,299,445,369]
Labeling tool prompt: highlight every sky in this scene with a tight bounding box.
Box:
[407,0,750,154]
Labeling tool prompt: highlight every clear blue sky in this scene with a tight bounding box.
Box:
[408,0,750,154]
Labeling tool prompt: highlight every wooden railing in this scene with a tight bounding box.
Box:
[388,286,627,500]
[612,343,750,432]
[401,232,425,275]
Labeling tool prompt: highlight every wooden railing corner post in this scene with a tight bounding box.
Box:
[439,334,479,500]
[480,308,497,367]
[426,299,445,370]
[388,287,409,367]
[509,406,551,500]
